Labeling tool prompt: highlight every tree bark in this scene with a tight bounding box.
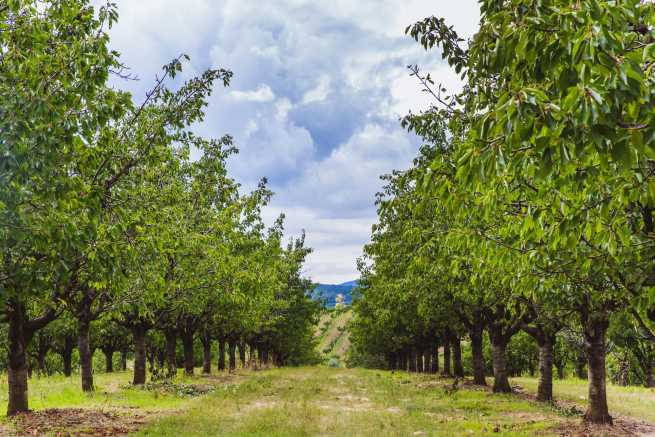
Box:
[238,341,246,367]
[575,351,587,379]
[416,347,424,373]
[645,360,655,388]
[442,339,452,377]
[228,340,236,372]
[583,319,612,424]
[132,325,147,385]
[218,339,226,371]
[490,338,511,393]
[36,351,47,376]
[452,336,464,378]
[202,338,211,375]
[430,346,439,374]
[165,329,177,376]
[408,348,417,372]
[103,349,114,373]
[120,350,127,372]
[77,320,94,392]
[61,336,74,377]
[537,336,554,402]
[261,347,269,366]
[470,328,486,385]
[182,332,195,376]
[388,353,397,370]
[7,305,30,416]
[423,349,431,374]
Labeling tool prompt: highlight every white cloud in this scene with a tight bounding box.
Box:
[230,84,276,102]
[103,0,480,282]
[302,76,331,104]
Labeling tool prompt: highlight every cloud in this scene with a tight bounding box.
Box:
[301,76,331,105]
[230,84,276,102]
[102,0,480,282]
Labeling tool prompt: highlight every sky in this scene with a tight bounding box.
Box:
[104,0,480,284]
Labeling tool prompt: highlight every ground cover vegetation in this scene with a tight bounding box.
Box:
[350,0,655,428]
[3,366,653,436]
[0,0,320,418]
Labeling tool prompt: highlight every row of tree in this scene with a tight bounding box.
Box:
[0,0,319,416]
[351,0,655,426]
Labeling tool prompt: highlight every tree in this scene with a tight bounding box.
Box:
[0,0,125,414]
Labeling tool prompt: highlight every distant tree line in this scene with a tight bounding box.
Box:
[0,0,319,416]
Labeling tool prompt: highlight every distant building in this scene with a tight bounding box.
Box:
[335,293,346,308]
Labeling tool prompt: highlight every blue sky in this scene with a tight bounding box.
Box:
[105,0,480,283]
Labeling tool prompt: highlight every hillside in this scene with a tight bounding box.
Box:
[315,308,353,365]
[313,281,358,307]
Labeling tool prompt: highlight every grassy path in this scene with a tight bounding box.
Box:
[138,367,567,436]
[1,367,654,436]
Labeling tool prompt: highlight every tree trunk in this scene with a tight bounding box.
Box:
[182,332,194,376]
[470,329,486,385]
[238,341,246,367]
[228,340,236,372]
[442,339,452,377]
[575,352,587,379]
[218,339,226,371]
[202,339,211,375]
[62,350,73,377]
[490,338,511,393]
[61,336,74,377]
[37,351,47,376]
[452,336,464,378]
[147,349,155,370]
[132,325,147,385]
[78,320,94,392]
[388,353,397,371]
[416,348,424,373]
[7,306,30,416]
[583,320,612,424]
[408,348,417,372]
[644,360,655,388]
[165,330,177,376]
[120,350,127,372]
[104,349,114,373]
[536,336,554,402]
[430,346,438,374]
[556,364,565,380]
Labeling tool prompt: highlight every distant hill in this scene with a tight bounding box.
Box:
[313,280,358,307]
[315,309,353,365]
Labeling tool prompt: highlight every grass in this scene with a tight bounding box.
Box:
[137,367,570,436]
[513,375,655,423]
[0,371,211,413]
[0,367,653,435]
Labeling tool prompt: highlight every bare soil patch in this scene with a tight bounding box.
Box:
[9,408,147,436]
[547,417,655,437]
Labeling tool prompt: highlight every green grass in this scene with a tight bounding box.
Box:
[0,371,215,413]
[1,367,653,436]
[137,367,570,436]
[513,376,655,423]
